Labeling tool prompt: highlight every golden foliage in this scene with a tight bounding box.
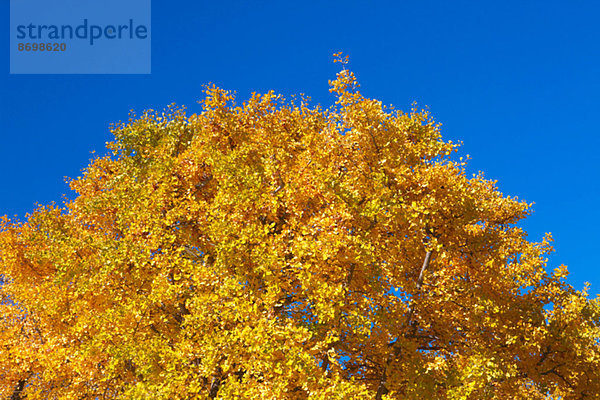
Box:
[1,55,599,399]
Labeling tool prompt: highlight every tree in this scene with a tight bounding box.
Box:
[1,55,599,399]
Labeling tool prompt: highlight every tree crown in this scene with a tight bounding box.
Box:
[1,56,599,399]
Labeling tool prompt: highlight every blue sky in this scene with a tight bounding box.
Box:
[1,0,599,296]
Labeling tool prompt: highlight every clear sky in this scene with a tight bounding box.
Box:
[1,0,598,296]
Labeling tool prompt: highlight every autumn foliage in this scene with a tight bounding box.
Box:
[1,56,599,399]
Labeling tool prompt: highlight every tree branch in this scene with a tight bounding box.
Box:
[208,366,223,399]
[416,251,432,291]
[375,250,433,400]
[10,379,27,400]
